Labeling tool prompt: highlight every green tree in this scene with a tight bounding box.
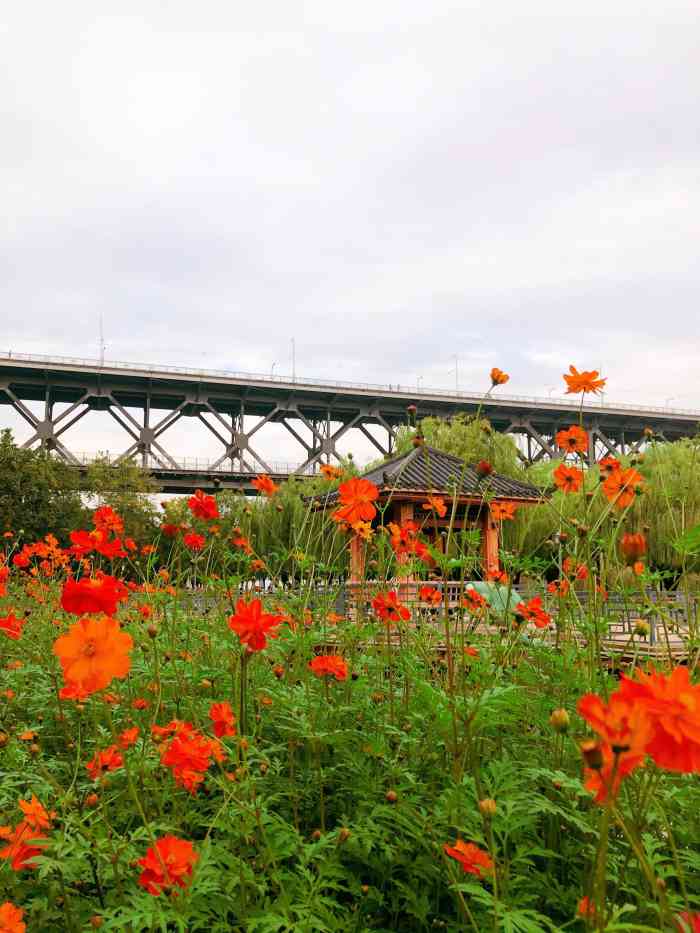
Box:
[0,429,86,541]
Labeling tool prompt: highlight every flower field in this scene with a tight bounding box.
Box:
[1,366,700,932]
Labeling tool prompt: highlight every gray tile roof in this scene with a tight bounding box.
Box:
[317,444,543,504]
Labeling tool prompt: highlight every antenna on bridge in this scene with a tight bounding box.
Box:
[99,314,105,367]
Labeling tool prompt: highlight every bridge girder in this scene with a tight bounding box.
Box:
[0,355,697,492]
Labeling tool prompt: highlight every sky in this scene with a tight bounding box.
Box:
[2,2,699,465]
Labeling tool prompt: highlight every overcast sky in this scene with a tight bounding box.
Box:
[2,2,699,463]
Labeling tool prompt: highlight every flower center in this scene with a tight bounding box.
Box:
[82,640,97,658]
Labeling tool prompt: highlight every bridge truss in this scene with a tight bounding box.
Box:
[1,353,698,492]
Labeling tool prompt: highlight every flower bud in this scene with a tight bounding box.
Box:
[385,789,398,804]
[580,739,604,770]
[478,797,497,818]
[147,624,158,639]
[311,829,322,841]
[85,793,99,808]
[338,827,351,843]
[633,619,650,637]
[549,708,570,734]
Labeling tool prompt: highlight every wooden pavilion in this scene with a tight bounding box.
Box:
[317,444,543,582]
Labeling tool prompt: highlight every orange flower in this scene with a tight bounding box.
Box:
[464,646,479,658]
[251,475,279,497]
[209,702,237,738]
[60,575,128,617]
[515,596,551,629]
[351,521,374,541]
[86,745,124,781]
[0,613,26,641]
[577,692,652,757]
[620,532,646,563]
[418,585,442,606]
[137,835,198,896]
[0,565,9,597]
[633,560,645,576]
[320,464,343,480]
[602,467,643,510]
[188,489,219,521]
[553,463,583,494]
[118,726,140,749]
[17,796,52,832]
[93,506,124,536]
[443,839,493,877]
[490,368,509,387]
[326,612,345,624]
[309,655,349,681]
[158,722,225,794]
[547,579,570,596]
[490,501,518,521]
[487,568,509,584]
[598,455,621,476]
[0,901,25,932]
[462,589,488,613]
[421,495,447,518]
[332,478,379,525]
[228,599,283,653]
[372,591,410,624]
[555,425,588,454]
[53,616,133,699]
[232,534,254,555]
[563,365,606,395]
[577,896,596,922]
[388,521,433,564]
[616,666,700,773]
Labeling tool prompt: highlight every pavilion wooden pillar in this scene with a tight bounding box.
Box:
[482,513,500,576]
[349,535,365,583]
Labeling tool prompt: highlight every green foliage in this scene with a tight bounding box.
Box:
[395,413,523,477]
[84,456,159,541]
[0,429,86,541]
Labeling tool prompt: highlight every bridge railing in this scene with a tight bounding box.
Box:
[2,351,699,418]
[71,451,315,475]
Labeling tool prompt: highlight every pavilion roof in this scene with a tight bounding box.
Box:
[317,444,543,505]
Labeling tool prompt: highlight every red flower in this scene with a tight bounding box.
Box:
[553,463,583,494]
[0,901,25,932]
[209,702,237,738]
[94,537,127,560]
[309,655,349,681]
[60,575,128,616]
[332,478,379,525]
[443,840,493,877]
[418,585,442,606]
[188,489,219,521]
[118,726,140,749]
[11,552,30,569]
[563,365,606,395]
[476,460,493,478]
[372,591,410,624]
[183,533,206,552]
[462,589,488,613]
[161,523,181,538]
[67,530,99,557]
[228,599,283,652]
[620,532,646,563]
[86,745,124,781]
[616,666,700,773]
[555,424,588,454]
[0,613,26,641]
[137,835,198,896]
[515,596,551,629]
[251,475,279,497]
[675,913,700,933]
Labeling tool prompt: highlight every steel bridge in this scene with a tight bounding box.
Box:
[1,352,698,492]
